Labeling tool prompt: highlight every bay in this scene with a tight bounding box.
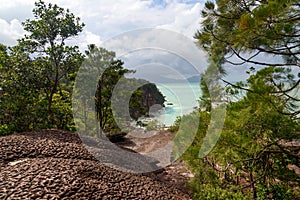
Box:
[149,82,201,127]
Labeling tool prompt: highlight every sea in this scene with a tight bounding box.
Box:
[147,82,201,127]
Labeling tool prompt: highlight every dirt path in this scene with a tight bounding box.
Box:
[116,129,194,195]
[117,130,174,153]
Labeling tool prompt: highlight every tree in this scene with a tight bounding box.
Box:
[219,68,299,199]
[0,44,15,134]
[195,0,300,116]
[0,44,43,133]
[182,67,300,199]
[82,45,166,137]
[183,1,300,198]
[19,0,84,125]
[0,1,85,134]
[80,45,131,136]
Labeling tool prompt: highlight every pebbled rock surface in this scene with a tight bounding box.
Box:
[0,130,191,199]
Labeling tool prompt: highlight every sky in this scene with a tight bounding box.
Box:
[0,0,253,83]
[0,0,205,48]
[0,0,216,81]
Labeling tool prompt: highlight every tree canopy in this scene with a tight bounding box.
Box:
[74,45,165,137]
[177,1,300,199]
[20,0,85,125]
[0,1,165,138]
[196,0,300,116]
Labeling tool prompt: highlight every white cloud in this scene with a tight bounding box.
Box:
[0,19,24,46]
[102,29,207,80]
[0,0,35,9]
[0,0,205,47]
[73,31,103,51]
[157,2,203,37]
[0,0,208,80]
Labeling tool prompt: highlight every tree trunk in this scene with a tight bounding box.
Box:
[48,77,58,127]
[250,170,257,199]
[97,79,103,138]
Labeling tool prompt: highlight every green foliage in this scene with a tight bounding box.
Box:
[145,119,164,131]
[171,110,203,162]
[197,0,299,56]
[0,1,83,134]
[1,1,165,138]
[182,67,300,199]
[193,184,249,200]
[130,82,165,120]
[20,0,84,125]
[77,45,165,137]
[168,116,182,132]
[256,183,294,200]
[0,43,41,134]
[0,124,14,136]
[193,1,300,197]
[196,0,300,115]
[51,90,76,131]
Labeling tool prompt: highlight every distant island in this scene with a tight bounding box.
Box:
[144,75,201,84]
[187,75,201,83]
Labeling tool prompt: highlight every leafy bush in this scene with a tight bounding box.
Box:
[0,124,14,136]
[192,184,249,200]
[146,119,164,131]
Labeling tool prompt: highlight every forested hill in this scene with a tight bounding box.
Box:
[129,80,165,120]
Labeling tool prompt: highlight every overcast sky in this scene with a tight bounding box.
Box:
[0,0,253,82]
[0,0,205,47]
[0,0,215,81]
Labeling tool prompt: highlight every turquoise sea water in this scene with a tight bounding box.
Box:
[150,82,201,126]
